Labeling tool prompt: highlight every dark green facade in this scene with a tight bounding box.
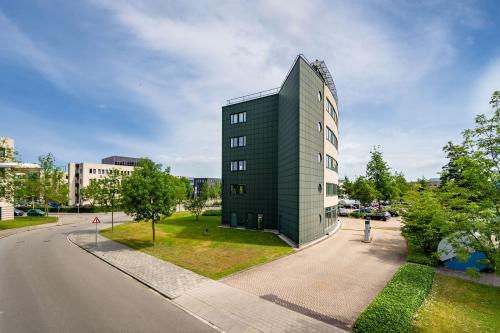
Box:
[222,56,337,246]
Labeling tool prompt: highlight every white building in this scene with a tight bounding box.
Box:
[0,137,40,220]
[67,162,135,206]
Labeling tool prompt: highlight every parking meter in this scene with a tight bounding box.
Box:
[364,216,371,242]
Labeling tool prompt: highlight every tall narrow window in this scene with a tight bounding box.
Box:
[326,98,338,125]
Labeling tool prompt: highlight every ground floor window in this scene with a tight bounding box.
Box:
[325,205,338,231]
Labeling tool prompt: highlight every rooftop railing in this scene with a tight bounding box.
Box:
[226,87,280,105]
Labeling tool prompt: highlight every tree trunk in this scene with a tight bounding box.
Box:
[152,217,156,245]
[111,204,114,233]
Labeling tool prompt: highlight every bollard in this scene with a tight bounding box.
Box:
[363,217,372,243]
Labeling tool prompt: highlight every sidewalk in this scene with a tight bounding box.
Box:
[69,230,346,333]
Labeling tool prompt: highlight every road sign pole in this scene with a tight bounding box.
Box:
[95,221,98,247]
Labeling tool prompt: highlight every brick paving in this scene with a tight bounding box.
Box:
[222,217,407,328]
[69,229,346,333]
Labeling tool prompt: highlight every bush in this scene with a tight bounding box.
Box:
[353,263,435,333]
[350,212,368,219]
[406,243,439,267]
[202,209,221,216]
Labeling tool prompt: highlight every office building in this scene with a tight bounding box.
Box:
[0,137,40,220]
[193,178,221,198]
[101,156,140,166]
[222,55,339,247]
[68,162,134,205]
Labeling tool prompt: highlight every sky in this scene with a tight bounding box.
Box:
[0,0,499,180]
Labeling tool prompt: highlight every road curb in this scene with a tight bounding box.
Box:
[67,232,224,333]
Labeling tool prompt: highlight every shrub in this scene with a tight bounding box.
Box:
[350,212,368,219]
[406,243,439,267]
[353,263,435,333]
[202,209,221,216]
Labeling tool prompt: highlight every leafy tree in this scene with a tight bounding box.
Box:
[350,176,377,207]
[185,196,207,221]
[120,159,175,244]
[438,91,500,271]
[208,183,221,200]
[366,146,396,207]
[402,189,449,254]
[37,153,68,214]
[174,182,187,211]
[393,172,410,202]
[99,169,123,232]
[340,176,354,199]
[0,137,18,205]
[80,179,102,208]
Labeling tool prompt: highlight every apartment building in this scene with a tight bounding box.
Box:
[221,55,340,247]
[67,162,135,205]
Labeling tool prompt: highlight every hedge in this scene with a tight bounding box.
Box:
[353,263,435,333]
[202,209,221,216]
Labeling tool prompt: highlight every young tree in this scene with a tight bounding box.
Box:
[0,138,18,205]
[350,176,378,208]
[174,182,187,211]
[80,179,102,208]
[121,159,175,244]
[185,196,207,221]
[402,189,449,254]
[393,172,410,202]
[366,146,396,208]
[340,176,354,199]
[100,169,123,232]
[37,153,68,214]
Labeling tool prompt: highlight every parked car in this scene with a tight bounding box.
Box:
[338,208,349,216]
[368,211,391,221]
[27,209,46,216]
[14,208,25,216]
[353,208,373,214]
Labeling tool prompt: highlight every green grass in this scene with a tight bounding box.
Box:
[412,274,500,333]
[0,216,58,230]
[353,263,435,333]
[100,212,293,279]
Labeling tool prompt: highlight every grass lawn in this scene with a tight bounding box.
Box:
[0,216,58,230]
[101,212,293,279]
[412,274,500,333]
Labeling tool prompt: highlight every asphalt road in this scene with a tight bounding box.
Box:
[0,215,216,333]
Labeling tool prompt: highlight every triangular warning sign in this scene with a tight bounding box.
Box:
[91,216,101,224]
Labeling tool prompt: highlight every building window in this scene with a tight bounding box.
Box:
[318,184,322,193]
[230,160,246,171]
[326,127,338,149]
[326,183,338,196]
[230,111,247,124]
[318,153,322,163]
[319,214,322,223]
[230,136,246,148]
[230,184,246,195]
[326,155,338,172]
[326,98,338,125]
[318,122,322,132]
[318,91,322,101]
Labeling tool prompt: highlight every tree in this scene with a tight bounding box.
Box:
[340,176,354,199]
[185,196,207,221]
[0,137,18,205]
[120,159,175,244]
[37,153,68,214]
[366,146,396,208]
[100,169,123,232]
[438,91,500,271]
[80,179,102,208]
[208,183,221,200]
[402,189,449,254]
[393,172,410,202]
[350,176,377,207]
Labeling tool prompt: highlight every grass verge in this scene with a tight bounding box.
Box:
[0,216,58,230]
[101,212,293,279]
[353,263,435,333]
[412,274,500,332]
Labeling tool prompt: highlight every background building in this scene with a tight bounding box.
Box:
[0,137,40,220]
[222,55,339,247]
[68,162,135,205]
[101,156,140,166]
[193,177,221,198]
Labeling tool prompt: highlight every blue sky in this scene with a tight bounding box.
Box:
[0,0,499,180]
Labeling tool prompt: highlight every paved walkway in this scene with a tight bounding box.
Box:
[69,230,346,333]
[222,217,407,329]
